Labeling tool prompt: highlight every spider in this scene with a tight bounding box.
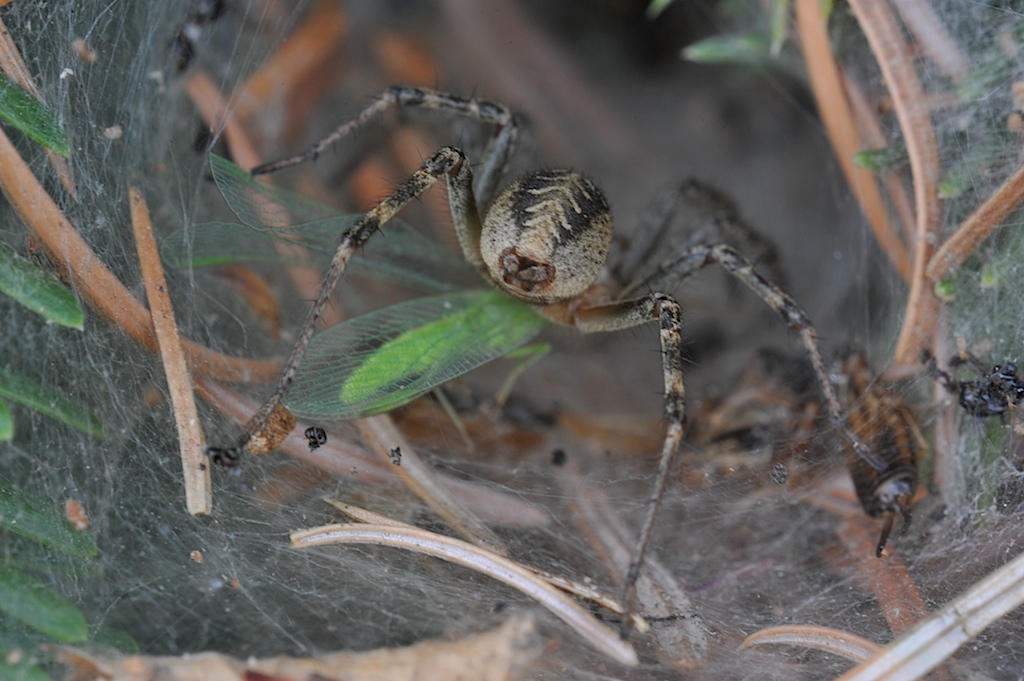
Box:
[212,85,873,635]
[923,349,1024,419]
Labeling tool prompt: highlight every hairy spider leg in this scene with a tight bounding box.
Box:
[228,88,524,461]
[252,85,517,208]
[219,147,473,464]
[623,239,882,473]
[612,180,784,288]
[581,242,884,633]
[566,293,684,635]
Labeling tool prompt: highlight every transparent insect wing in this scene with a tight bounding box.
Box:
[283,290,546,419]
[159,221,333,269]
[200,155,480,290]
[209,153,342,231]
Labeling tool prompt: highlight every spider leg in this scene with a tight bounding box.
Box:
[225,146,476,461]
[921,349,959,395]
[875,511,896,557]
[251,85,516,206]
[897,496,913,540]
[627,242,882,471]
[949,352,991,375]
[612,180,784,290]
[569,292,685,637]
[876,495,913,557]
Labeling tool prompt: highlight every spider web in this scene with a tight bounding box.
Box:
[0,1,1023,680]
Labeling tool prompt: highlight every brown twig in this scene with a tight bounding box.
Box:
[0,127,279,383]
[835,516,929,635]
[185,72,262,170]
[129,187,212,515]
[926,159,1024,281]
[800,473,932,637]
[847,0,943,364]
[842,74,917,249]
[794,0,912,282]
[740,624,881,662]
[836,547,1024,681]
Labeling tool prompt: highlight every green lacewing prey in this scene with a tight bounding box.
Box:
[164,155,547,420]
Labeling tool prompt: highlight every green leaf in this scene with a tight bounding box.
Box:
[646,0,675,18]
[683,33,771,65]
[0,73,69,157]
[853,145,908,172]
[0,565,87,642]
[0,659,51,681]
[769,0,791,57]
[935,278,956,302]
[0,402,11,441]
[0,368,102,437]
[0,478,97,558]
[0,243,83,329]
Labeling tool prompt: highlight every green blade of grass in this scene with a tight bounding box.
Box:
[683,33,771,65]
[0,243,83,329]
[0,565,87,642]
[0,478,97,558]
[0,368,102,437]
[0,72,69,157]
[0,402,11,441]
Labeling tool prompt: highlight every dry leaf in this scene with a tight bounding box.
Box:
[56,613,542,681]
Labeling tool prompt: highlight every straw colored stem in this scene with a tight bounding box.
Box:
[794,0,912,282]
[847,0,943,364]
[129,187,211,515]
[927,159,1024,281]
[292,522,639,666]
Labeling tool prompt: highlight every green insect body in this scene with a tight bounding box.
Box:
[289,290,545,419]
[165,156,546,419]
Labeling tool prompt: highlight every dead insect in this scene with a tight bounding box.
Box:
[839,350,918,557]
[922,349,1024,419]
[304,426,327,451]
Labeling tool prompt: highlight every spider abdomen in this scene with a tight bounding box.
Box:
[481,169,612,304]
